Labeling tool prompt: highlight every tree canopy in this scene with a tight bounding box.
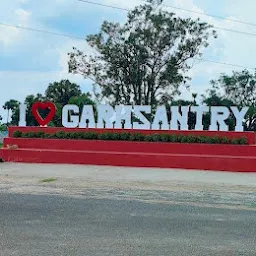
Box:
[3,99,20,124]
[68,0,216,106]
[45,80,82,106]
[202,69,256,131]
[8,80,95,127]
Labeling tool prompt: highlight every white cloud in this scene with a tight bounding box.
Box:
[15,8,31,22]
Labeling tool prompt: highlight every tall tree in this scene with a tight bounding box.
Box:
[45,80,82,106]
[210,69,256,107]
[68,0,216,106]
[209,69,256,131]
[3,99,19,124]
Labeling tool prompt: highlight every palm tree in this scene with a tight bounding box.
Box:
[3,100,19,124]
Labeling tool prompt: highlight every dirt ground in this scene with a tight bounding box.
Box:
[1,163,256,210]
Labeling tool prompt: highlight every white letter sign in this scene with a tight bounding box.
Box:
[170,106,189,131]
[152,106,169,130]
[62,104,79,128]
[79,105,96,128]
[133,105,151,130]
[97,104,115,128]
[209,106,230,131]
[19,102,252,132]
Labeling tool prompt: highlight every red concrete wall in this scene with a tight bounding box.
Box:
[2,127,255,172]
[8,126,256,144]
[1,146,256,172]
[4,137,256,157]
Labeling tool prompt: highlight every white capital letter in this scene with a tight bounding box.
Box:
[62,104,79,128]
[170,106,189,130]
[152,106,169,130]
[133,105,151,130]
[209,106,230,131]
[79,105,96,128]
[231,106,248,132]
[115,105,132,129]
[97,104,115,128]
[190,106,209,131]
[18,104,27,127]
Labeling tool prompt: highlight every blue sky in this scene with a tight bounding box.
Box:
[1,0,256,122]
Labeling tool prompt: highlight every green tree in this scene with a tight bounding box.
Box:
[45,80,82,106]
[10,94,45,126]
[69,93,95,111]
[0,124,7,131]
[208,69,256,131]
[3,99,20,124]
[68,0,216,106]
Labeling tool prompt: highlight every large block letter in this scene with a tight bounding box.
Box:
[79,105,96,128]
[97,104,115,128]
[209,106,230,131]
[115,105,132,129]
[152,106,169,130]
[62,105,79,128]
[170,106,189,130]
[190,106,209,131]
[18,104,27,127]
[231,106,249,132]
[133,105,151,130]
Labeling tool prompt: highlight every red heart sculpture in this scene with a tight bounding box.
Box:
[32,102,57,126]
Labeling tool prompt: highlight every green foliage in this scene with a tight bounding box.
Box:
[10,93,45,126]
[0,124,8,132]
[68,1,216,106]
[45,80,82,106]
[3,99,20,124]
[6,80,96,128]
[69,93,95,109]
[13,131,22,138]
[204,69,256,131]
[12,130,248,145]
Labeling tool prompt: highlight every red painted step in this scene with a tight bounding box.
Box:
[1,148,256,172]
[3,138,256,157]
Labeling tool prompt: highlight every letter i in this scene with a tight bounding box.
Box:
[19,104,27,127]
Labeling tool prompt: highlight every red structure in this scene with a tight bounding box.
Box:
[0,126,256,172]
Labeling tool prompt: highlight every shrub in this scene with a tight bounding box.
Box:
[239,137,248,145]
[13,131,22,138]
[10,130,249,145]
[55,131,67,139]
[220,137,230,144]
[119,132,130,141]
[111,133,121,141]
[152,134,160,142]
[159,134,169,142]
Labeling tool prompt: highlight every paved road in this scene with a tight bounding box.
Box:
[1,192,256,256]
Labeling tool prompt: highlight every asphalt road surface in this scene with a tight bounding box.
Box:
[0,163,256,256]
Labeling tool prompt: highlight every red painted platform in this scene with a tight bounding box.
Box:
[0,126,256,172]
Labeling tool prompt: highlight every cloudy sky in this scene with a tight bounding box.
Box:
[1,0,256,122]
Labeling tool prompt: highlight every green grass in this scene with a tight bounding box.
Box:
[40,177,57,183]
